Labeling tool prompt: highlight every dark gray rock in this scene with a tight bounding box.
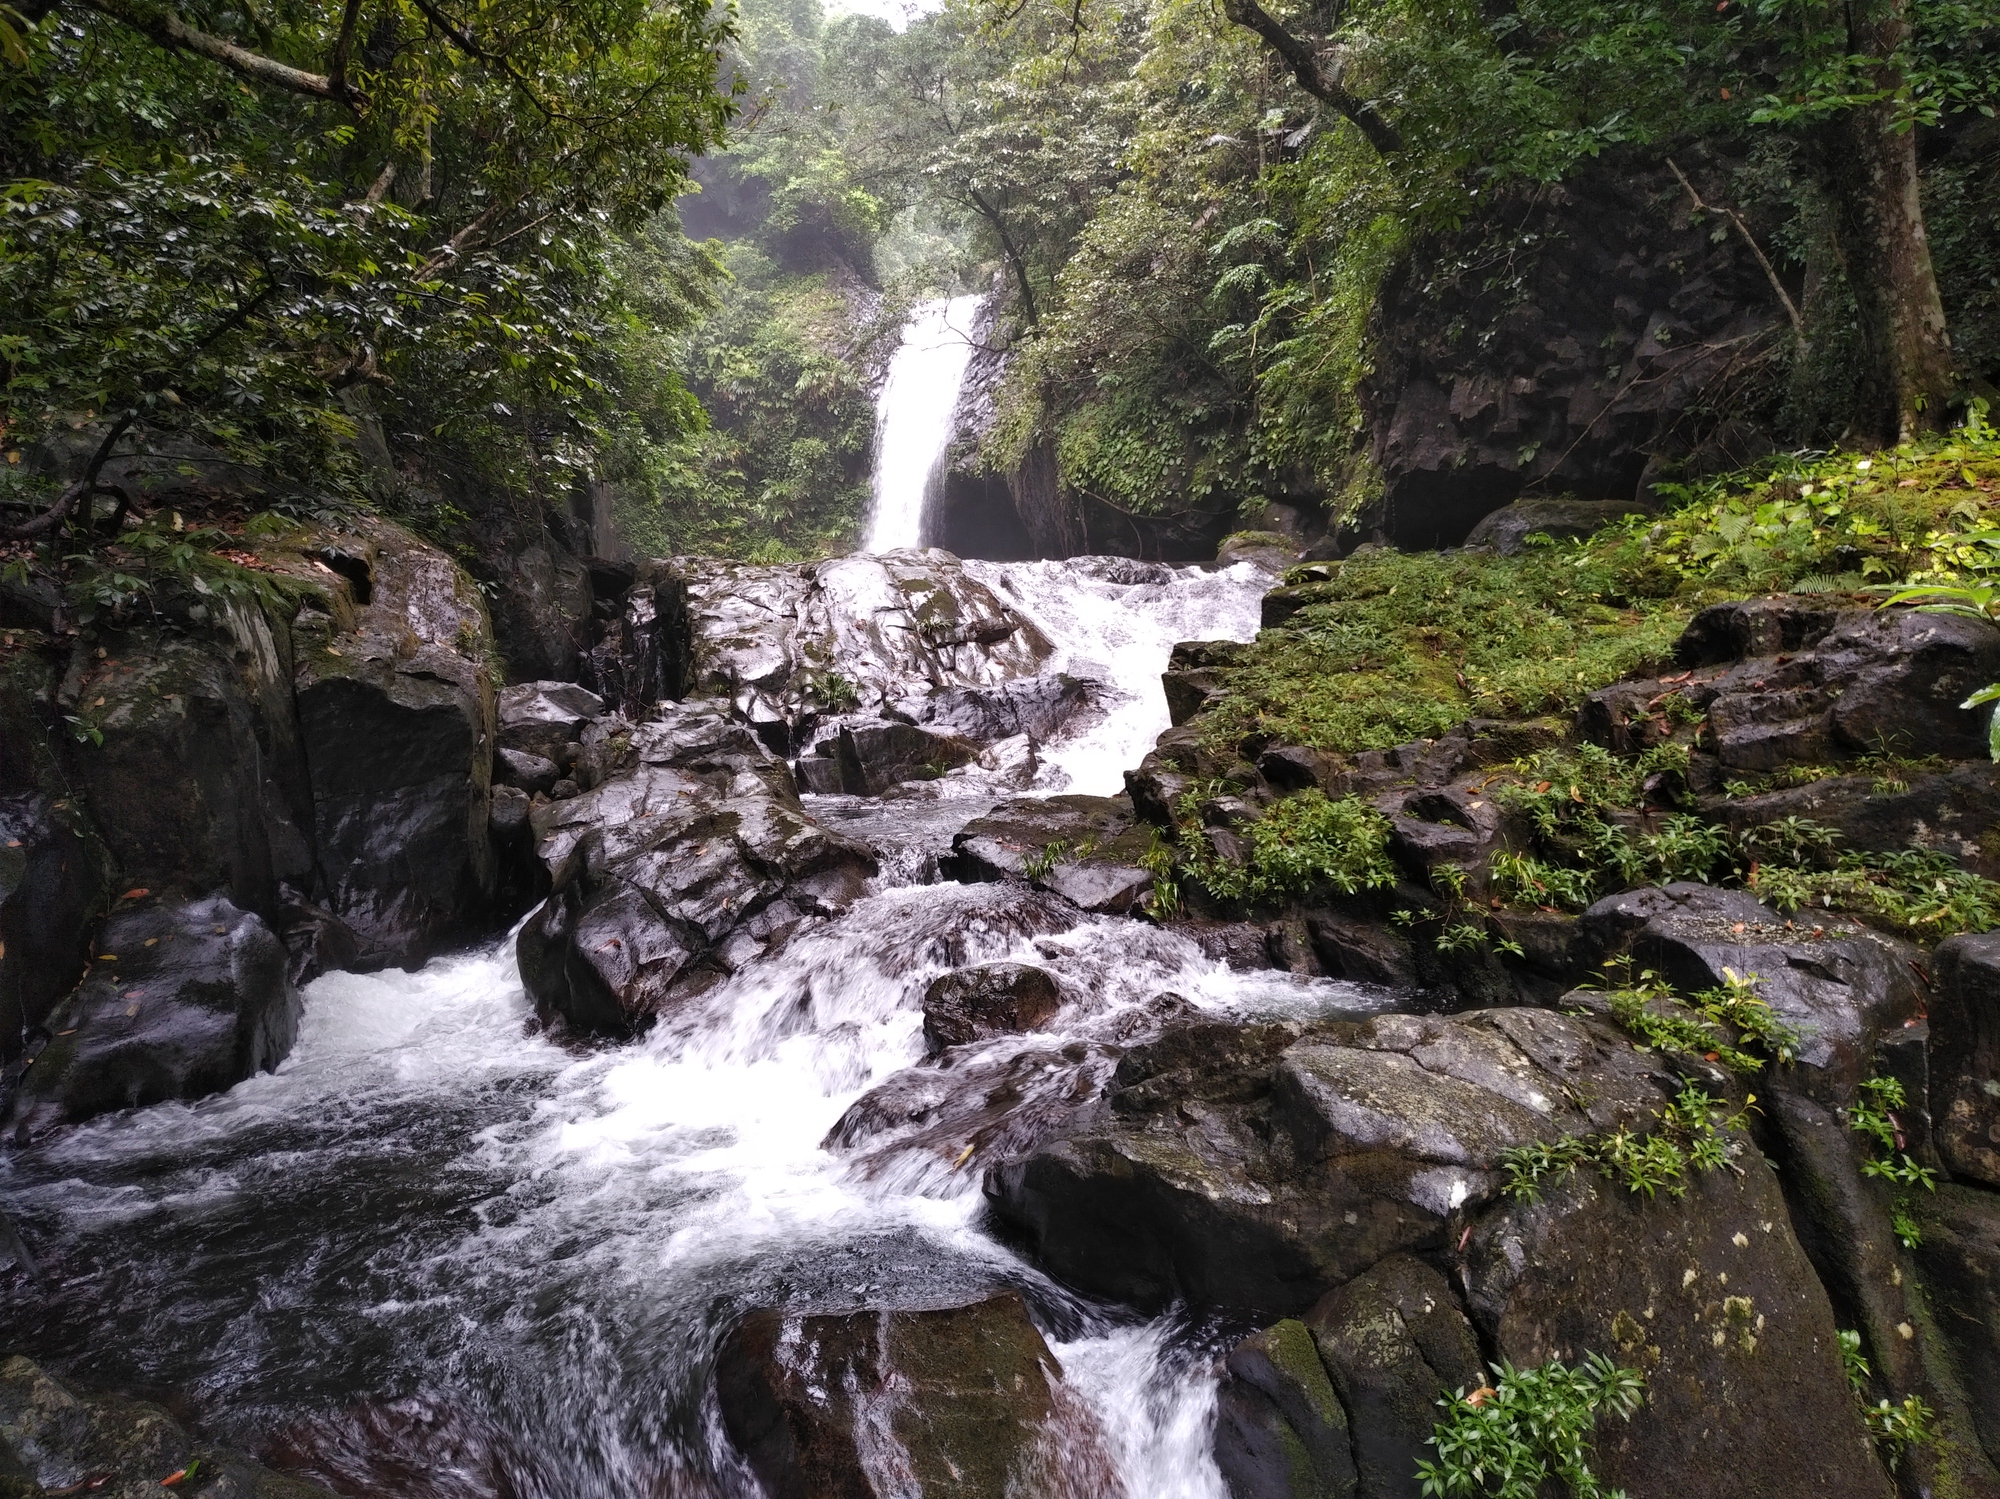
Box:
[1465,1145,1893,1499]
[1716,762,2000,880]
[291,520,499,969]
[497,680,606,762]
[1911,1185,2000,1473]
[1579,882,1924,1108]
[1462,497,1645,554]
[0,793,100,1062]
[0,1355,335,1499]
[923,964,1064,1053]
[495,747,559,796]
[986,1008,1694,1319]
[1163,640,1254,727]
[1305,1255,1483,1499]
[713,1294,1116,1499]
[833,722,979,795]
[1212,1319,1356,1499]
[516,701,875,1036]
[949,795,1156,915]
[1763,1090,2000,1497]
[1928,934,2000,1186]
[6,895,297,1135]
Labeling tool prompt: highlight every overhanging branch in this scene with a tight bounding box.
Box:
[1218,0,1402,155]
[77,0,361,106]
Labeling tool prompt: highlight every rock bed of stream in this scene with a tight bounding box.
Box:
[0,554,1378,1498]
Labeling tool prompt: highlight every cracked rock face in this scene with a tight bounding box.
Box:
[984,1007,1695,1319]
[515,700,876,1036]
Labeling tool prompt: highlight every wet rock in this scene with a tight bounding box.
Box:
[494,747,559,795]
[713,1293,1115,1499]
[291,521,499,969]
[496,680,606,763]
[986,1008,1695,1318]
[59,600,318,921]
[1587,600,2000,771]
[1579,882,1925,1108]
[516,701,875,1036]
[1302,907,1418,989]
[906,674,1097,746]
[1212,1319,1356,1499]
[1462,497,1646,554]
[662,552,1055,755]
[0,1355,335,1499]
[1305,1256,1483,1499]
[1464,1148,1893,1499]
[832,722,980,796]
[948,795,1156,915]
[7,895,296,1134]
[0,793,101,1063]
[1216,532,1302,571]
[923,963,1064,1053]
[1927,934,2000,1185]
[1716,762,2000,880]
[1163,640,1254,727]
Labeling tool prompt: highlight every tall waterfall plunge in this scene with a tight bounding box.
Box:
[864,293,986,552]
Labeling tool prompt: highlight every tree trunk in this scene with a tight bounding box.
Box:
[1818,0,1956,446]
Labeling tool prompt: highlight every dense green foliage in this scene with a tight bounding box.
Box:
[1,0,732,553]
[1418,1352,1646,1499]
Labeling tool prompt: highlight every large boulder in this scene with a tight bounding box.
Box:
[922,963,1064,1053]
[656,551,1056,755]
[6,895,297,1135]
[1579,882,1925,1108]
[57,597,319,919]
[712,1293,1115,1499]
[291,521,499,969]
[986,1008,1696,1319]
[1212,1319,1356,1499]
[948,795,1157,915]
[516,701,875,1036]
[0,793,101,1063]
[1586,597,2000,771]
[0,1355,334,1499]
[1304,1255,1484,1499]
[1911,1185,2000,1472]
[1464,1151,1892,1499]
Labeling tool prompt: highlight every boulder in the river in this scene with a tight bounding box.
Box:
[713,1293,1116,1499]
[986,1007,1701,1319]
[291,521,499,969]
[6,895,298,1135]
[516,700,876,1036]
[949,795,1157,915]
[0,1354,335,1499]
[1211,1318,1356,1499]
[922,963,1064,1053]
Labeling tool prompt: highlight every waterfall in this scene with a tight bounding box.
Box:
[864,293,986,552]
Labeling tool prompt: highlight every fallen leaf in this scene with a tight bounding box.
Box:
[121,887,150,900]
[125,1003,140,1017]
[93,696,104,706]
[144,937,158,947]
[55,1028,76,1036]
[123,989,145,1000]
[951,1142,976,1171]
[326,647,343,657]
[98,954,116,961]
[1466,1386,1497,1408]
[5,839,19,848]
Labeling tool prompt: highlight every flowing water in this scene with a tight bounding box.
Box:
[0,556,1405,1496]
[863,294,986,552]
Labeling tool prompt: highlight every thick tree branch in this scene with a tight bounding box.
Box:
[967,186,1038,325]
[77,0,362,105]
[1218,0,1401,155]
[325,0,364,103]
[1666,157,1806,357]
[363,159,397,204]
[415,198,512,278]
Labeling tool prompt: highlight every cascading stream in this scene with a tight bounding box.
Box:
[863,294,986,552]
[0,559,1391,1498]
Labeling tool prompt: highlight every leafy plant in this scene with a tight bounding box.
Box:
[1865,1395,1938,1470]
[1846,1075,1940,1192]
[1499,1085,1747,1203]
[1156,788,1397,909]
[1416,1353,1645,1499]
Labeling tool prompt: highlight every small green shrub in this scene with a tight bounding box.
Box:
[1416,1352,1645,1499]
[1154,789,1397,910]
[1845,1075,1940,1193]
[1595,966,1803,1075]
[1499,1085,1747,1203]
[1865,1395,1938,1470]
